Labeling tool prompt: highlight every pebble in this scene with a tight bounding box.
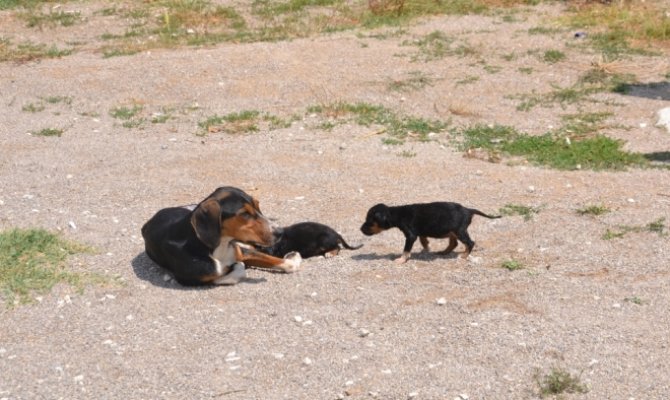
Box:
[68,221,77,230]
[408,392,418,398]
[436,298,447,306]
[273,353,285,359]
[303,357,312,365]
[294,315,303,323]
[359,328,371,337]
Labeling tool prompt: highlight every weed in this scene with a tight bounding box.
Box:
[405,31,453,61]
[397,150,416,158]
[32,128,63,137]
[518,67,533,74]
[646,217,667,236]
[387,71,434,92]
[499,203,541,221]
[602,217,667,240]
[42,95,72,105]
[456,75,479,85]
[576,204,610,216]
[624,296,644,305]
[528,26,562,35]
[542,49,565,64]
[20,10,82,28]
[199,110,261,134]
[0,228,93,306]
[22,102,45,112]
[110,105,143,120]
[0,38,72,62]
[502,260,523,271]
[535,367,588,397]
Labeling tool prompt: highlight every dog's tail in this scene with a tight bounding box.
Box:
[338,235,364,250]
[471,208,503,219]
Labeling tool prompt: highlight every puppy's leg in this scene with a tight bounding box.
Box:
[419,236,430,252]
[324,248,340,258]
[213,262,246,285]
[439,232,458,255]
[395,231,416,263]
[455,229,475,259]
[234,243,301,273]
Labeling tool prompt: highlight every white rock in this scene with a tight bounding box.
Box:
[345,380,354,386]
[613,303,621,308]
[163,274,171,282]
[459,394,470,400]
[436,297,447,306]
[639,122,647,128]
[627,198,636,203]
[273,353,285,359]
[656,107,670,133]
[408,392,418,398]
[68,221,77,230]
[359,328,371,337]
[303,357,312,365]
[294,315,303,323]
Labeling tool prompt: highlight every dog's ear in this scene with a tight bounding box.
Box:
[191,198,222,249]
[373,204,390,228]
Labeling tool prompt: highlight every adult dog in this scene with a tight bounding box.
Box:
[141,186,300,286]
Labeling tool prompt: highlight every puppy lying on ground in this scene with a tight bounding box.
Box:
[141,186,300,286]
[360,202,501,263]
[264,222,363,259]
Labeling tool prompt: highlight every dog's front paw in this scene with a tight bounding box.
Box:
[282,251,302,273]
[214,262,247,285]
[393,255,408,264]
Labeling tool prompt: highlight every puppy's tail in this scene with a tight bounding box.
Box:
[471,208,503,219]
[338,236,364,250]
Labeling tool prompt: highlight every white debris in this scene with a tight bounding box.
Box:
[408,392,418,398]
[656,107,670,133]
[436,297,447,306]
[68,221,77,230]
[303,357,312,365]
[358,328,371,337]
[273,353,285,359]
[294,315,303,323]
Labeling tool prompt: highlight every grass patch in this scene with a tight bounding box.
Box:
[535,367,588,397]
[387,71,434,92]
[0,228,93,306]
[22,102,45,113]
[402,31,477,62]
[0,38,72,62]
[110,105,143,120]
[559,1,670,59]
[199,110,260,134]
[397,150,416,158]
[20,9,82,28]
[32,128,63,137]
[456,123,646,170]
[308,101,446,143]
[602,217,667,240]
[624,296,644,305]
[502,260,523,271]
[576,204,610,216]
[542,49,565,64]
[499,203,541,221]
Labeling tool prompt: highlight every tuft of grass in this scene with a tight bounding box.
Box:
[199,110,260,134]
[20,10,83,28]
[397,150,416,158]
[602,217,667,240]
[42,95,72,105]
[387,71,434,92]
[32,128,63,137]
[499,203,541,221]
[576,204,610,216]
[559,1,670,59]
[110,105,143,120]
[502,260,523,271]
[457,123,646,171]
[308,101,446,143]
[542,49,565,64]
[0,38,72,62]
[0,228,93,306]
[535,367,588,397]
[624,296,644,305]
[22,102,45,112]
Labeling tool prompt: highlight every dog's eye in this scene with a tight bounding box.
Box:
[240,211,254,220]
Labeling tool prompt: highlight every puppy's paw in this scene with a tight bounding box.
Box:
[282,251,302,273]
[215,262,246,285]
[393,255,408,264]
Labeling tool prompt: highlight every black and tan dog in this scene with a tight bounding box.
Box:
[141,186,300,286]
[264,222,362,259]
[360,202,501,263]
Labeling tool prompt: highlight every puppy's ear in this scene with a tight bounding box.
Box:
[191,198,221,249]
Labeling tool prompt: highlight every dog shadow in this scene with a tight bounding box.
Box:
[351,250,459,262]
[130,252,267,290]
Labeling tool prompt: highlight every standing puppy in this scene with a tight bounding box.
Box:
[360,202,501,263]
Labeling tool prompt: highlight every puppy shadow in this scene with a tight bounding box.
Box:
[351,250,459,262]
[131,252,266,290]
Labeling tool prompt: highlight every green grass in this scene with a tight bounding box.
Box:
[542,49,565,64]
[502,260,523,271]
[387,71,434,92]
[0,228,92,306]
[308,101,446,143]
[32,128,63,137]
[22,102,45,112]
[20,10,82,28]
[499,203,541,221]
[402,31,477,62]
[602,217,667,240]
[110,105,143,120]
[624,296,644,305]
[455,120,647,171]
[397,150,416,158]
[535,367,588,397]
[576,204,610,216]
[0,38,72,62]
[559,1,670,59]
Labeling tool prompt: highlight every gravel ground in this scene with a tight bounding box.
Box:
[1,3,670,399]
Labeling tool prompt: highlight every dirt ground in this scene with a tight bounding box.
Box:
[1,2,670,399]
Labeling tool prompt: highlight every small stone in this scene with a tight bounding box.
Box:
[358,328,371,337]
[613,303,621,308]
[105,294,116,299]
[294,315,303,323]
[627,198,635,203]
[345,380,354,386]
[436,298,447,306]
[408,392,418,398]
[73,375,84,383]
[381,369,392,374]
[303,357,312,365]
[294,196,305,201]
[68,221,77,230]
[656,107,670,133]
[527,185,535,192]
[126,315,133,321]
[459,394,469,400]
[639,122,647,128]
[273,353,285,359]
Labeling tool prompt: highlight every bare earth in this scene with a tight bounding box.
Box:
[1,3,670,399]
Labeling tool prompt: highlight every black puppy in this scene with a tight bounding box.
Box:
[360,202,501,263]
[266,222,362,259]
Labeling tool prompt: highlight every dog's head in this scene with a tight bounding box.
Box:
[360,203,391,236]
[190,186,275,249]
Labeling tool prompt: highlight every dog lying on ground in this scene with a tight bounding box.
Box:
[360,202,501,263]
[263,222,362,259]
[141,186,300,286]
